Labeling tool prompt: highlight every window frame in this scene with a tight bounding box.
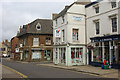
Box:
[72,29,79,41]
[95,6,99,14]
[94,20,100,35]
[33,38,39,46]
[111,1,116,8]
[111,17,117,32]
[46,37,51,45]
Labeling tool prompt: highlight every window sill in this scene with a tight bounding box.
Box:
[72,40,79,42]
[32,45,39,47]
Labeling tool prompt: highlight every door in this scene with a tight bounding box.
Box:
[46,50,51,61]
[88,49,91,64]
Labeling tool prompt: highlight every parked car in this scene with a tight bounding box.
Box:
[2,54,9,57]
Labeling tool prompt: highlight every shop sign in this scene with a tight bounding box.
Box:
[15,48,19,53]
[91,37,120,42]
[55,29,61,38]
[72,16,83,21]
[31,48,44,50]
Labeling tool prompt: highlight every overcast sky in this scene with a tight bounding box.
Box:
[0,0,96,42]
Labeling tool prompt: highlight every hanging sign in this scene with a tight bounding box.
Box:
[55,29,61,38]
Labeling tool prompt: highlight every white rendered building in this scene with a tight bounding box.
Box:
[53,1,90,66]
[86,0,120,68]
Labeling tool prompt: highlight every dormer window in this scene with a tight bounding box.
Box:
[36,23,41,30]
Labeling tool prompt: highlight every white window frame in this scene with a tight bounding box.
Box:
[111,16,117,32]
[72,29,79,41]
[33,38,39,46]
[111,1,116,8]
[36,23,41,30]
[95,21,100,35]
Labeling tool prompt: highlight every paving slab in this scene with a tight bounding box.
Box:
[37,63,119,78]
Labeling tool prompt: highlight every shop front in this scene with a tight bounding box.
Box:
[89,35,120,69]
[54,45,86,66]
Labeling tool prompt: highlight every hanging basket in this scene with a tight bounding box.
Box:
[118,46,120,49]
[87,45,94,49]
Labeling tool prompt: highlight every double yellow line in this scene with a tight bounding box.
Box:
[2,65,28,78]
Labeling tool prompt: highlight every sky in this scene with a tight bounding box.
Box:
[0,0,96,42]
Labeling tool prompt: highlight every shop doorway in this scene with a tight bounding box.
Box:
[104,42,109,61]
[59,48,66,64]
[88,49,91,64]
[71,48,83,65]
[118,48,120,64]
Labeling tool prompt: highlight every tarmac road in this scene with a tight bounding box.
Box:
[2,58,103,78]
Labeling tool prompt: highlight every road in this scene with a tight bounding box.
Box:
[2,58,101,78]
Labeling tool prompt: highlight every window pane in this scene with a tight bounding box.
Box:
[72,29,79,41]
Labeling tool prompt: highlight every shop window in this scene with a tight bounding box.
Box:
[33,38,39,46]
[111,17,117,32]
[93,43,102,62]
[71,48,83,64]
[44,50,51,60]
[46,37,51,45]
[72,29,79,41]
[32,51,41,59]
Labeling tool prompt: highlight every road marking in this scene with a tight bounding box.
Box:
[2,65,28,78]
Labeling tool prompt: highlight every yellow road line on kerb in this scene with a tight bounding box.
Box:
[2,65,28,78]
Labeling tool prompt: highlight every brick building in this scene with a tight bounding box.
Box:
[11,36,19,60]
[1,40,11,56]
[17,19,53,61]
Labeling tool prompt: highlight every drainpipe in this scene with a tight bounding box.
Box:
[85,14,88,65]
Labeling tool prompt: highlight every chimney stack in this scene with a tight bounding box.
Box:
[52,13,58,20]
[5,40,8,44]
[2,41,4,44]
[75,0,91,5]
[20,26,22,33]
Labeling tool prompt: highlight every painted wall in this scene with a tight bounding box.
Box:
[53,3,86,45]
[86,1,119,44]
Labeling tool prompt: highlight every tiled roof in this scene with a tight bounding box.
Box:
[17,19,53,37]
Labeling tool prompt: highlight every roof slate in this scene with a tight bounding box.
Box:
[17,19,53,37]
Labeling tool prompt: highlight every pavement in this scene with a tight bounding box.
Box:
[2,64,27,78]
[37,63,119,78]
